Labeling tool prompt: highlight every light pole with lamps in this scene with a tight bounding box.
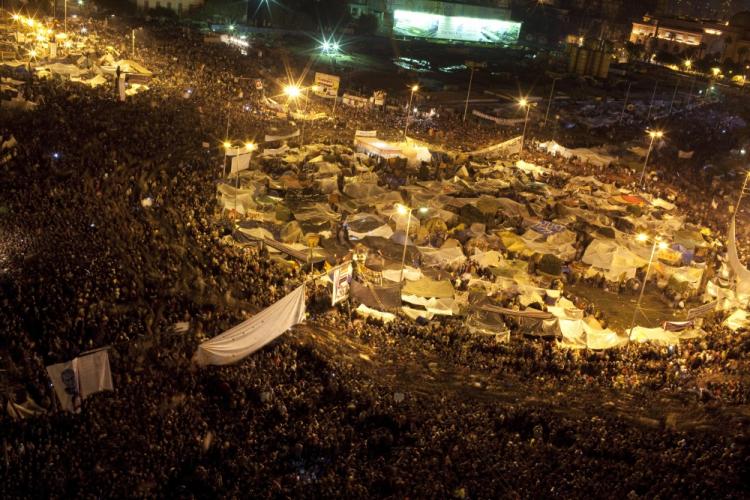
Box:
[628,233,668,342]
[283,84,303,143]
[646,79,658,121]
[404,84,418,137]
[619,81,633,124]
[396,204,427,282]
[518,97,533,152]
[463,61,485,122]
[543,77,560,128]
[639,129,663,189]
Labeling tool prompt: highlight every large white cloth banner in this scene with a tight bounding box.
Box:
[46,349,114,413]
[264,130,300,143]
[230,153,252,174]
[194,285,306,366]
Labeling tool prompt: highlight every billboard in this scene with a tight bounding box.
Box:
[313,72,340,99]
[393,9,520,45]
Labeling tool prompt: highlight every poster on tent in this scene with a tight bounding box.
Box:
[331,263,353,306]
[314,72,340,99]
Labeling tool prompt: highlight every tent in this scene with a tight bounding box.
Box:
[354,137,403,159]
[582,238,648,281]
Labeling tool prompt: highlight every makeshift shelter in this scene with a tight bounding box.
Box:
[582,238,648,281]
[354,137,403,159]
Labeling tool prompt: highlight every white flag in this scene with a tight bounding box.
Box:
[77,349,114,399]
[46,349,113,413]
[194,285,306,366]
[230,153,252,174]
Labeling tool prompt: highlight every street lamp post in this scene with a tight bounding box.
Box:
[463,63,476,121]
[396,204,427,282]
[404,84,418,138]
[668,81,679,115]
[646,80,658,121]
[734,171,750,216]
[639,130,663,189]
[222,141,232,178]
[519,98,532,153]
[620,81,632,124]
[628,234,668,342]
[543,77,560,128]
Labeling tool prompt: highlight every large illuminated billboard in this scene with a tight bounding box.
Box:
[393,9,521,45]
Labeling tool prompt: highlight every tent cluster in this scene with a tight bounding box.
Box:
[221,136,718,349]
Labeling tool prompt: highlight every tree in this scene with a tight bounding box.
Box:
[624,41,645,61]
[654,49,680,66]
[355,13,378,36]
[92,0,137,15]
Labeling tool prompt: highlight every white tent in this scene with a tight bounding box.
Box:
[582,239,648,281]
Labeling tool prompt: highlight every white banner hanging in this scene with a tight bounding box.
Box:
[194,285,307,366]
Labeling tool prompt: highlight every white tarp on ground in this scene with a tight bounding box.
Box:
[629,326,682,346]
[194,285,306,366]
[356,303,396,322]
[46,349,113,413]
[515,160,551,177]
[557,318,626,349]
[471,250,505,268]
[418,244,467,268]
[723,308,750,331]
[537,140,572,158]
[582,238,648,281]
[381,266,423,282]
[727,216,750,297]
[401,295,457,315]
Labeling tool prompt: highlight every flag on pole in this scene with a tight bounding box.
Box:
[46,348,114,413]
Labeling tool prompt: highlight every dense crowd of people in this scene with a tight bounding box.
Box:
[0,14,748,497]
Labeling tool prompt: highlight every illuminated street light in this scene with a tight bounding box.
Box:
[684,59,692,69]
[404,84,419,137]
[228,25,235,32]
[628,235,668,342]
[284,84,301,99]
[639,130,664,189]
[711,67,721,76]
[518,97,533,152]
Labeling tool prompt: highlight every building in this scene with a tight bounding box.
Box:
[348,0,520,44]
[629,11,750,64]
[133,0,204,15]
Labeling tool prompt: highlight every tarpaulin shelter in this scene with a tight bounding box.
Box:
[582,238,648,281]
[354,137,403,159]
[402,277,454,299]
[351,281,402,311]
